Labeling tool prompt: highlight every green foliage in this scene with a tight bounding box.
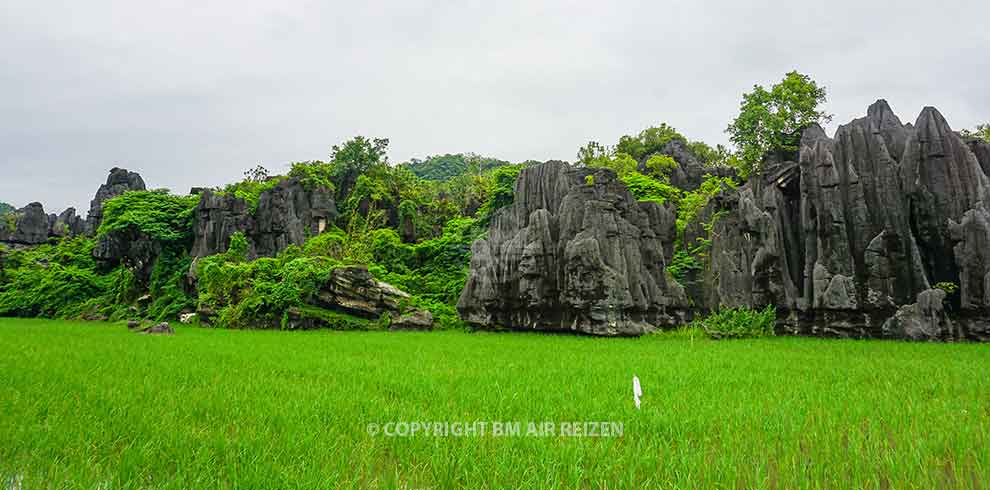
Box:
[477,164,524,221]
[619,171,681,205]
[576,141,611,166]
[0,237,124,319]
[667,248,703,285]
[692,305,776,339]
[0,201,13,215]
[727,71,831,176]
[676,175,737,234]
[329,136,390,198]
[97,190,199,244]
[3,211,17,233]
[960,123,990,143]
[367,218,483,307]
[287,161,336,192]
[197,237,341,329]
[282,305,375,331]
[584,175,594,186]
[222,176,285,213]
[615,123,686,161]
[934,282,959,295]
[585,152,638,176]
[643,154,678,178]
[145,248,194,321]
[403,153,510,181]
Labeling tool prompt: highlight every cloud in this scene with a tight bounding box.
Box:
[1,0,988,212]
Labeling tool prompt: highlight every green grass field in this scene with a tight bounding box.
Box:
[1,319,989,489]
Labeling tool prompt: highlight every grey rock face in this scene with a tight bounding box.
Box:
[190,189,254,258]
[637,139,737,191]
[50,208,86,238]
[457,161,688,336]
[87,167,146,234]
[93,223,161,280]
[698,100,990,340]
[0,203,51,244]
[0,204,85,245]
[950,204,990,309]
[190,177,337,258]
[963,137,990,178]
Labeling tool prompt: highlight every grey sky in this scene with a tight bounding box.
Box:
[2,0,988,213]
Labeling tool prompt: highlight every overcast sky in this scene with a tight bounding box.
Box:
[2,0,988,213]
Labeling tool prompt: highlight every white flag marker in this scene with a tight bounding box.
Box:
[632,375,643,409]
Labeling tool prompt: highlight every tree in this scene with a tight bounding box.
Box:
[576,141,611,166]
[243,164,270,183]
[960,123,990,143]
[726,71,831,176]
[329,136,389,200]
[0,202,13,215]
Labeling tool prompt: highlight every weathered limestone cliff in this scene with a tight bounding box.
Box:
[457,161,688,336]
[0,203,86,246]
[694,101,990,340]
[191,177,337,258]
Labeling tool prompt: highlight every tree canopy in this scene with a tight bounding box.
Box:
[403,153,511,181]
[726,71,831,176]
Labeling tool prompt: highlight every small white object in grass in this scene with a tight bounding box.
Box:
[632,375,642,409]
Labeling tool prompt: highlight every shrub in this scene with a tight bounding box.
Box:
[221,176,285,213]
[0,237,127,319]
[676,175,737,234]
[620,171,682,205]
[692,305,776,339]
[98,190,199,244]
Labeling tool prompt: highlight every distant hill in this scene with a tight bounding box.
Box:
[402,153,511,181]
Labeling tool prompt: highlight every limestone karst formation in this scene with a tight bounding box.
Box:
[456,161,689,336]
[4,99,989,340]
[458,100,990,339]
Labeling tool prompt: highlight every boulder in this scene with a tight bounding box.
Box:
[140,322,174,335]
[390,309,434,331]
[457,161,688,336]
[882,289,958,341]
[314,266,410,318]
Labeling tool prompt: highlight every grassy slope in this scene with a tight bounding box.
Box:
[1,319,989,489]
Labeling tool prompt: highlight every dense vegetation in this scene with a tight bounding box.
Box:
[0,201,13,215]
[0,136,526,331]
[402,153,511,181]
[2,319,988,487]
